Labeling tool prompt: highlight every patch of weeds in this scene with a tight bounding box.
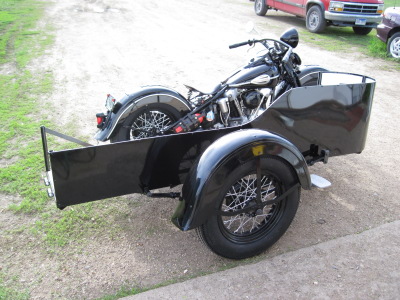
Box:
[0,272,30,300]
[299,26,373,52]
[31,203,106,246]
[368,37,400,70]
[0,71,53,213]
[0,0,52,67]
[368,36,389,58]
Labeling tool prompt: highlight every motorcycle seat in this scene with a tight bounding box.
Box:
[184,83,223,95]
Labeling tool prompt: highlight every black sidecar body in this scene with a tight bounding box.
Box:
[41,72,375,258]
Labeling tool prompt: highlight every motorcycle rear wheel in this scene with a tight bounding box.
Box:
[110,103,181,142]
[196,156,300,259]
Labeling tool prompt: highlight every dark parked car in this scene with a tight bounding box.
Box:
[377,7,400,58]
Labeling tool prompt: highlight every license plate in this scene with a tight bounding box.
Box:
[105,94,115,111]
[355,18,367,25]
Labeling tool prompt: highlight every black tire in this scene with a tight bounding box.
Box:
[387,32,400,59]
[110,103,181,142]
[306,6,326,33]
[352,27,372,35]
[254,0,268,16]
[196,156,300,259]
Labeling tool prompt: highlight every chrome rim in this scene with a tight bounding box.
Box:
[390,37,400,58]
[255,0,262,13]
[130,110,173,139]
[220,173,280,236]
[308,11,319,31]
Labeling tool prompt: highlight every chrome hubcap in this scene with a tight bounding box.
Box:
[309,11,319,30]
[390,37,400,58]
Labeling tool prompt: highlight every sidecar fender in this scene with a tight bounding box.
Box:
[172,129,311,231]
[95,85,192,141]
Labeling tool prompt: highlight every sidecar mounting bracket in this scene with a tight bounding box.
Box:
[144,188,180,199]
[307,149,329,166]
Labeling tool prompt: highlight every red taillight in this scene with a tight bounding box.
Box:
[174,126,183,133]
[195,113,204,123]
[96,113,106,128]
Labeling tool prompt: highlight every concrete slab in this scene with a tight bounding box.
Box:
[123,221,400,300]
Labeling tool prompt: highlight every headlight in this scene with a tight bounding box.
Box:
[329,1,344,12]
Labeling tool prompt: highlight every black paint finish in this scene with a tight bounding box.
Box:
[46,73,375,225]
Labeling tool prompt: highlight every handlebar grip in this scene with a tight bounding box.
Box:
[229,40,253,49]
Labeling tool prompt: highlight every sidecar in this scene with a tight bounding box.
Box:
[41,72,375,259]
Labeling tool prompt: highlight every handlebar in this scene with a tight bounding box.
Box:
[228,40,256,49]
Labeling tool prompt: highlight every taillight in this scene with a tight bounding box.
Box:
[96,113,106,128]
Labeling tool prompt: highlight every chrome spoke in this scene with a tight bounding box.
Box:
[221,173,279,235]
[130,110,173,140]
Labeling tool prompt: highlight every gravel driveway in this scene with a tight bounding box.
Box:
[2,0,399,299]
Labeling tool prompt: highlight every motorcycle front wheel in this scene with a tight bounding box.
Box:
[196,156,300,259]
[110,103,181,142]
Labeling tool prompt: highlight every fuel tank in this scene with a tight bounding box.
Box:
[226,64,279,89]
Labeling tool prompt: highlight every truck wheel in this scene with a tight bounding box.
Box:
[254,0,268,16]
[196,156,300,259]
[387,32,400,58]
[352,27,372,35]
[306,6,326,33]
[110,103,181,142]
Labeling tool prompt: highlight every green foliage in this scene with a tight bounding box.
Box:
[0,0,52,66]
[384,0,398,9]
[298,26,400,68]
[0,273,30,300]
[368,36,389,58]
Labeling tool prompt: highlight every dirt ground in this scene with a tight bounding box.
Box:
[1,0,399,299]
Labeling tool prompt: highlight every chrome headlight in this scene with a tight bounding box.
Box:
[329,1,344,12]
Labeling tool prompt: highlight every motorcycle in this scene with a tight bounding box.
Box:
[94,28,327,143]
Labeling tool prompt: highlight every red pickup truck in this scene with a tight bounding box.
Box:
[254,0,384,34]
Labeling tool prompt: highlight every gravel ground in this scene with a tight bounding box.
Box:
[1,0,399,299]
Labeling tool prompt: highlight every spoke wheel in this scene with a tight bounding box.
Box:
[197,156,300,259]
[220,173,281,240]
[130,110,173,139]
[110,103,181,142]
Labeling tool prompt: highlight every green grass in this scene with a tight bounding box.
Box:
[384,0,398,9]
[0,0,114,297]
[0,0,54,212]
[298,26,400,67]
[0,273,30,300]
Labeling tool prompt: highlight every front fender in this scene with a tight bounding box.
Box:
[172,129,311,231]
[95,85,192,141]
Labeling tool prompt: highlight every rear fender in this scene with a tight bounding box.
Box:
[172,129,311,231]
[95,85,192,141]
[298,65,328,86]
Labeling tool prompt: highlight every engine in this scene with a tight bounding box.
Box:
[239,90,262,109]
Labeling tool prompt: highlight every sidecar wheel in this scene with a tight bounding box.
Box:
[196,156,300,259]
[111,103,181,142]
